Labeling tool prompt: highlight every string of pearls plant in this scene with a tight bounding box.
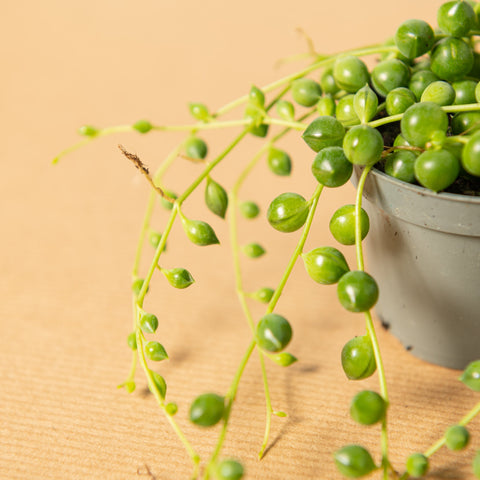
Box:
[55,1,480,478]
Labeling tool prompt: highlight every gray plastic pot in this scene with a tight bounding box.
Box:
[352,167,480,370]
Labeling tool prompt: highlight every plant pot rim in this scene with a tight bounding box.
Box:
[352,167,480,236]
[367,167,480,205]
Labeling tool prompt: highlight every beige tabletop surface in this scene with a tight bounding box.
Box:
[2,0,480,479]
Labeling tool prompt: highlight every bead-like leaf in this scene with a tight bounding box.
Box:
[150,372,167,400]
[270,352,298,367]
[256,313,292,353]
[189,102,211,121]
[249,85,265,108]
[239,201,260,219]
[267,192,309,233]
[132,278,149,297]
[181,217,220,246]
[165,402,178,416]
[139,313,159,334]
[334,445,377,478]
[124,381,136,393]
[302,116,345,153]
[127,331,137,350]
[302,247,349,285]
[250,287,274,303]
[472,450,480,478]
[162,267,195,289]
[145,341,169,361]
[189,393,225,427]
[242,243,266,259]
[353,84,378,124]
[276,100,295,121]
[78,125,98,137]
[133,119,153,134]
[184,136,208,159]
[244,104,269,138]
[205,177,228,218]
[460,360,480,391]
[160,190,178,210]
[267,148,292,176]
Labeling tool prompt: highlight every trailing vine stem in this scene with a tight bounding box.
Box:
[120,84,302,473]
[135,316,201,477]
[51,26,480,477]
[354,165,390,479]
[203,339,257,480]
[266,184,324,315]
[52,43,402,166]
[225,107,318,462]
[396,399,480,480]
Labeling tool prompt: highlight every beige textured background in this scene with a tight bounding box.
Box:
[2,1,479,479]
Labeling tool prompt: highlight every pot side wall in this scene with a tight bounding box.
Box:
[356,168,480,370]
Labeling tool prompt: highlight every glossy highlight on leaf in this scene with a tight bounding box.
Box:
[188,102,211,121]
[334,444,376,478]
[162,267,195,289]
[189,393,225,427]
[267,148,292,176]
[460,360,480,391]
[181,217,220,246]
[302,116,345,153]
[267,192,309,233]
[205,177,229,218]
[341,335,376,380]
[256,313,292,352]
[185,136,208,159]
[139,312,159,334]
[150,371,167,400]
[302,246,349,285]
[145,341,169,361]
[337,270,379,313]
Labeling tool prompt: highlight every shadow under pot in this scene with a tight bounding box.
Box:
[352,167,480,370]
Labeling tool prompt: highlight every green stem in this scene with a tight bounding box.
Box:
[152,143,185,186]
[264,117,306,130]
[397,400,480,480]
[53,45,399,165]
[368,103,480,131]
[137,206,178,306]
[368,113,403,129]
[178,130,249,205]
[365,310,390,478]
[52,137,96,164]
[204,339,257,479]
[214,44,398,117]
[227,108,319,462]
[423,399,480,458]
[354,166,371,271]
[258,352,273,460]
[135,326,200,471]
[229,144,272,332]
[133,191,156,278]
[152,118,251,132]
[355,165,390,478]
[266,183,324,314]
[443,103,480,114]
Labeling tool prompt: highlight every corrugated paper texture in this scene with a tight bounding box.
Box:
[2,1,479,478]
